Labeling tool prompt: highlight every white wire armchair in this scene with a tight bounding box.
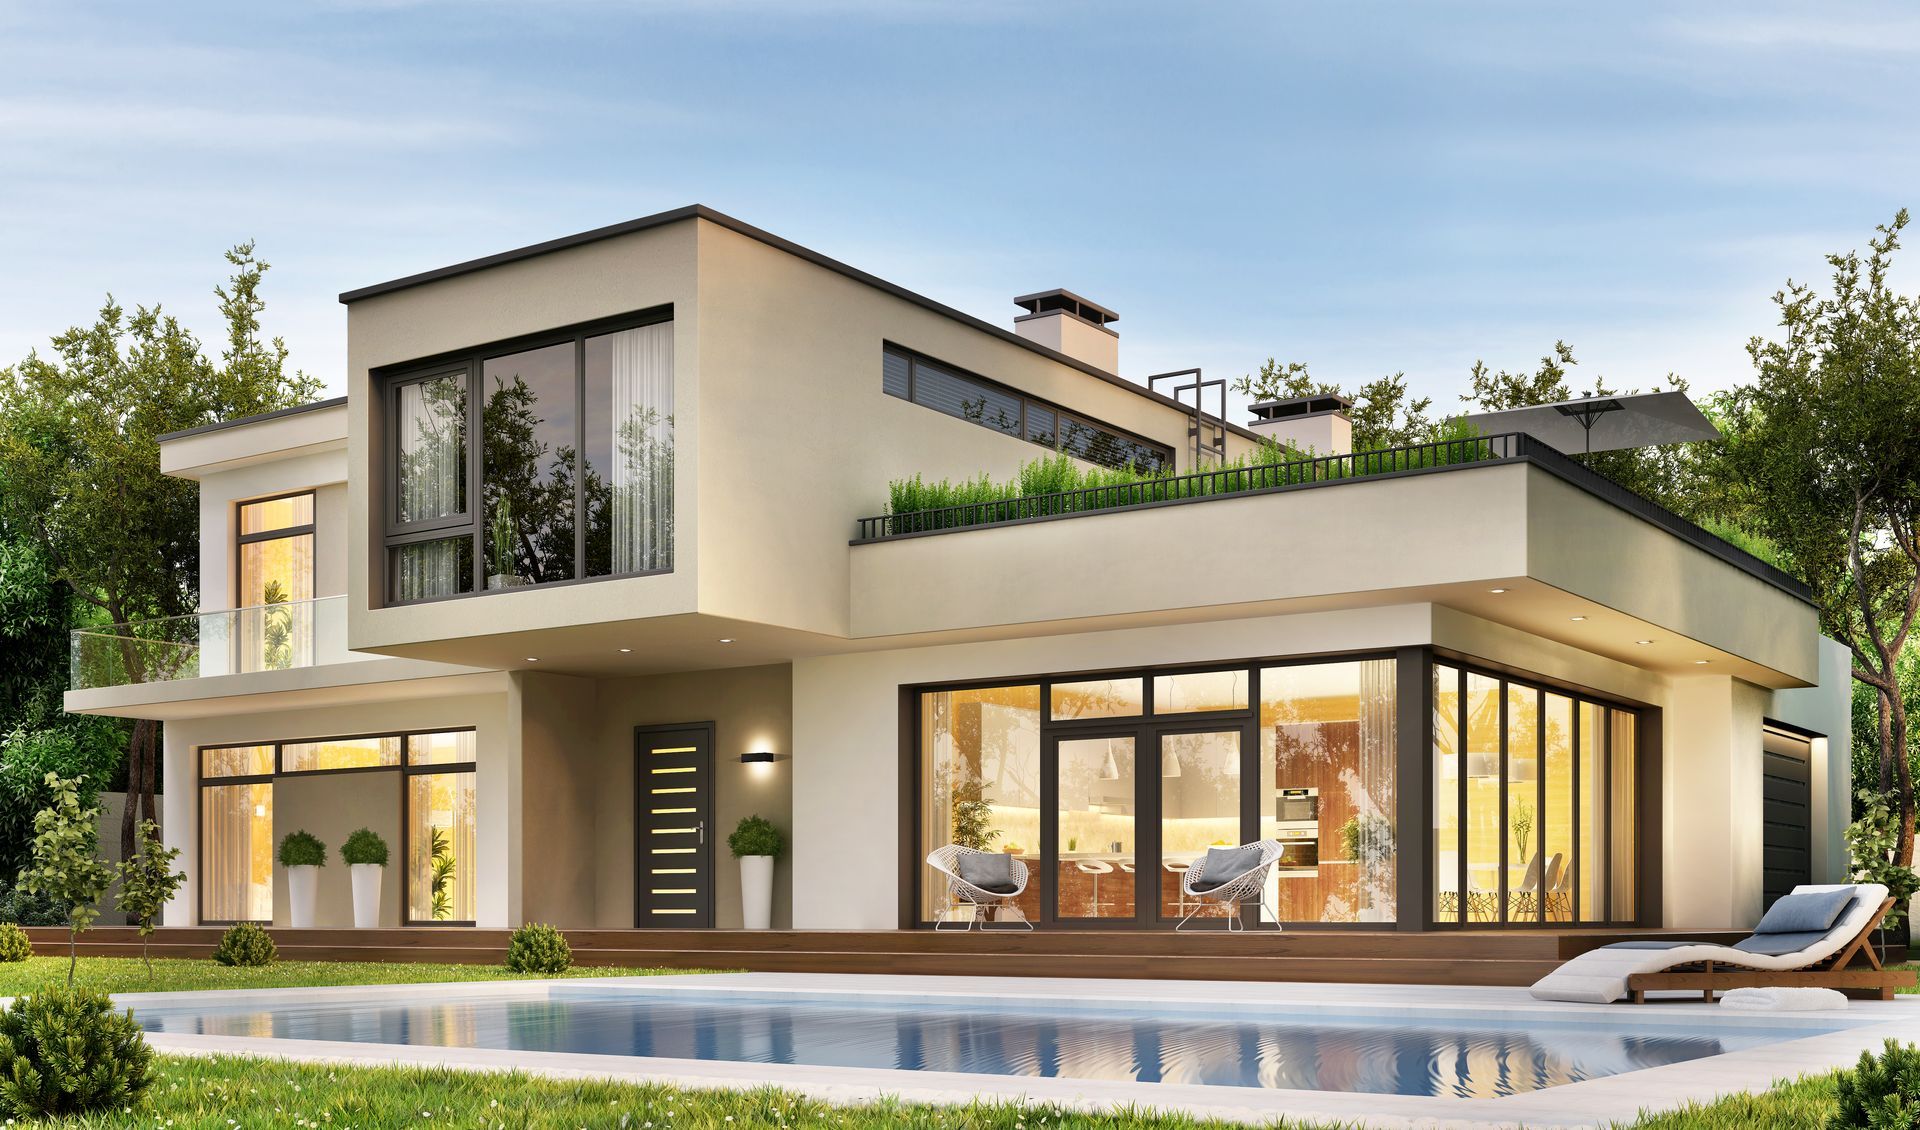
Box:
[927,844,1033,931]
[1176,839,1286,932]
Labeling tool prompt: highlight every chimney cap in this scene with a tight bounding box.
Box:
[1249,394,1353,423]
[1014,288,1118,328]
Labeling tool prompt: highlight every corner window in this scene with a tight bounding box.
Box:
[382,312,674,604]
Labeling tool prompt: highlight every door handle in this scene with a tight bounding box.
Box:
[698,820,705,845]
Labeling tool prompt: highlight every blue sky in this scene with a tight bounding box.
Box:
[2,2,1916,418]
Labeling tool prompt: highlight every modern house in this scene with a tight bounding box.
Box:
[65,206,1850,946]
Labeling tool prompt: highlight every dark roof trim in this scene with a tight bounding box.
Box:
[338,204,1261,444]
[157,397,348,443]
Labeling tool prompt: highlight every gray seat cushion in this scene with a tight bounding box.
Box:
[1733,930,1836,957]
[1755,888,1855,935]
[1191,845,1264,893]
[955,851,1017,894]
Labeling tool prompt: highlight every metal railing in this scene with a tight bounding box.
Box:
[71,594,352,691]
[853,432,1812,602]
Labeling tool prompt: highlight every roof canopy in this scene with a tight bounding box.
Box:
[1454,390,1721,454]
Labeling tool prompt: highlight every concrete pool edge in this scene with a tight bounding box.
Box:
[112,972,1920,1129]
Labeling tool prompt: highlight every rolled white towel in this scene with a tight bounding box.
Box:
[1720,986,1849,1011]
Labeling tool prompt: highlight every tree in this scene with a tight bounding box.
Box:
[116,820,184,980]
[1718,211,1920,864]
[1231,359,1435,450]
[0,244,323,863]
[16,773,115,986]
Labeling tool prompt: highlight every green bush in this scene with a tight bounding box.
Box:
[505,922,571,975]
[0,879,70,927]
[0,924,30,963]
[340,827,389,867]
[0,988,152,1118]
[1832,1039,1920,1128]
[276,830,326,868]
[727,814,785,859]
[212,922,276,967]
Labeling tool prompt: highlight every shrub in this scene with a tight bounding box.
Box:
[276,830,326,868]
[505,922,572,975]
[0,924,29,963]
[0,879,70,927]
[212,922,276,967]
[0,988,152,1118]
[340,827,390,867]
[727,815,785,859]
[1832,1039,1920,1128]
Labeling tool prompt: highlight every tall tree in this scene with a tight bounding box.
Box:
[0,244,323,861]
[1718,211,1920,864]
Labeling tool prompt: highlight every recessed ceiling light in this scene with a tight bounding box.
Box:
[618,648,632,653]
[1636,639,1655,646]
[1488,588,1508,594]
[718,638,735,644]
[1569,615,1588,622]
[525,657,539,662]
[1694,659,1711,665]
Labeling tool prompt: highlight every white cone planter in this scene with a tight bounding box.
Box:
[350,864,384,928]
[740,856,774,930]
[287,865,320,928]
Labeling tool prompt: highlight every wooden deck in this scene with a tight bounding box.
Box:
[22,925,1771,986]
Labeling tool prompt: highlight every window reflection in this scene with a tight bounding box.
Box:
[918,686,1043,924]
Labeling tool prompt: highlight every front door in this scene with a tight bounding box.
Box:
[634,723,715,928]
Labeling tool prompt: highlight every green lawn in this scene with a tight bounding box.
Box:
[0,955,692,996]
[29,1054,1850,1129]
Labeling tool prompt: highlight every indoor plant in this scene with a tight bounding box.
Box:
[727,815,784,930]
[487,498,523,589]
[340,828,389,928]
[276,830,326,928]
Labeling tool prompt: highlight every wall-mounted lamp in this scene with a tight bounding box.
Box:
[740,750,776,765]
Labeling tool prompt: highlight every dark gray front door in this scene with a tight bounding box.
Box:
[1762,724,1814,910]
[634,723,715,928]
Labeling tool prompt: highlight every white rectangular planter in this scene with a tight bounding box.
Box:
[350,864,384,928]
[287,865,320,928]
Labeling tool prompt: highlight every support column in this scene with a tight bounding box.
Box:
[1662,675,1768,929]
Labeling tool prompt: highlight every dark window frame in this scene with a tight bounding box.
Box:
[234,488,317,610]
[195,728,479,927]
[377,307,674,606]
[882,343,1173,474]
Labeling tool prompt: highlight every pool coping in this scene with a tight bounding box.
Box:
[113,972,1920,1128]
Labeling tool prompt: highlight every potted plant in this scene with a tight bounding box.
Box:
[277,830,326,928]
[341,828,388,928]
[487,498,524,589]
[727,815,784,930]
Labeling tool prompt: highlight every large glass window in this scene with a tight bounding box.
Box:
[199,746,273,923]
[1058,735,1136,920]
[1050,678,1145,721]
[408,768,477,923]
[1259,659,1398,924]
[383,313,674,603]
[1160,730,1239,919]
[236,492,314,673]
[1431,665,1640,925]
[918,686,1043,924]
[882,345,1172,474]
[282,736,402,774]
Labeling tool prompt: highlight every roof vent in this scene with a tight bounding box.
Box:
[1248,394,1353,456]
[1013,288,1118,373]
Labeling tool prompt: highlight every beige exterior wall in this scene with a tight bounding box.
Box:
[271,770,402,928]
[508,671,601,925]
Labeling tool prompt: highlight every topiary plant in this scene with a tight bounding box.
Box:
[212,922,276,967]
[340,828,389,867]
[0,924,30,963]
[727,815,785,860]
[505,922,572,975]
[1832,1039,1920,1128]
[0,988,153,1118]
[276,830,326,869]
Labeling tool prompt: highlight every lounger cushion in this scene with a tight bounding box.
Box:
[1754,888,1855,934]
[1191,845,1264,893]
[1734,930,1836,957]
[956,852,1016,894]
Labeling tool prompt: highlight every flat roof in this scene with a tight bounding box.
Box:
[156,397,348,444]
[339,205,1259,443]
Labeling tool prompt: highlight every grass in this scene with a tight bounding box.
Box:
[0,955,690,996]
[29,1054,1855,1129]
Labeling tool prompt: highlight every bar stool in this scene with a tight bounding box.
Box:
[1075,859,1115,916]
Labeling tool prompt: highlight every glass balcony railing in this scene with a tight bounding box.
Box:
[70,595,353,691]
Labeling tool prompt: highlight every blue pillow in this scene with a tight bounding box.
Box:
[1754,888,1855,935]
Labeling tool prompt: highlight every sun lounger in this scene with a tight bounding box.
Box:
[1529,883,1914,1003]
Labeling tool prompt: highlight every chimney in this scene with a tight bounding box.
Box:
[1013,289,1118,373]
[1248,394,1353,456]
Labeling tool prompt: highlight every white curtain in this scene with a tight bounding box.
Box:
[397,375,465,524]
[608,323,675,573]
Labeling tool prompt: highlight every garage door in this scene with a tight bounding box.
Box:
[1762,724,1814,909]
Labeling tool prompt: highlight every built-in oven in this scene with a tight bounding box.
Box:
[1273,830,1320,877]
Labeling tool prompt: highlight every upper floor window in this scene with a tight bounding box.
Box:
[237,491,315,671]
[882,345,1171,474]
[383,311,675,604]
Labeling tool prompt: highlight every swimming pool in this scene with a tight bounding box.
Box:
[132,985,1841,1098]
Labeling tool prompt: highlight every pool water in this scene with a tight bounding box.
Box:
[134,989,1836,1098]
